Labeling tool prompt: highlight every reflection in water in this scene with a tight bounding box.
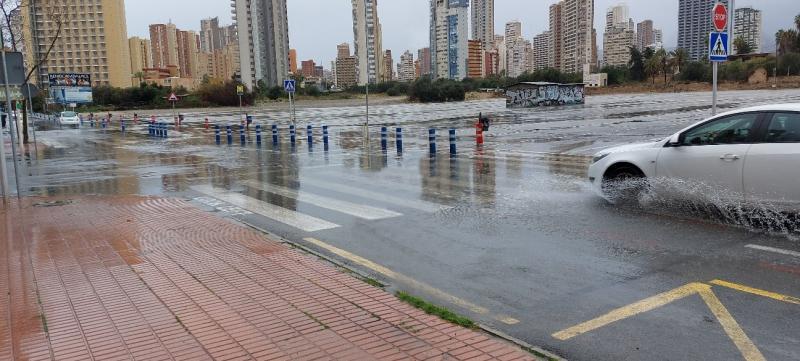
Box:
[472,148,496,205]
[249,142,299,210]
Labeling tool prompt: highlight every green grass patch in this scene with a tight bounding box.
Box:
[396,291,476,329]
[362,277,385,289]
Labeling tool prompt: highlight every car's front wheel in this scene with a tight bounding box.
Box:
[602,164,647,203]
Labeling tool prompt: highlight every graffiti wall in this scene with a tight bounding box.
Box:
[505,83,585,108]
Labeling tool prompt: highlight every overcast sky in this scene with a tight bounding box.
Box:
[126,0,799,66]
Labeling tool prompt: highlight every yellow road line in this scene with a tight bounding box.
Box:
[303,237,520,325]
[551,283,702,341]
[696,283,766,361]
[710,279,800,305]
[552,282,766,361]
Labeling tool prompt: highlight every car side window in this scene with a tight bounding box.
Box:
[765,113,800,143]
[682,113,760,146]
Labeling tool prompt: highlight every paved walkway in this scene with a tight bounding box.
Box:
[0,196,537,360]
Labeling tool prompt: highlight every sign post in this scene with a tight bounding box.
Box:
[710,2,729,115]
[168,92,179,124]
[284,80,296,125]
[237,84,244,125]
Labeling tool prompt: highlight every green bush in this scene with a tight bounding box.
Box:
[721,60,749,82]
[679,61,711,82]
[407,78,465,103]
[779,52,800,76]
[600,65,630,85]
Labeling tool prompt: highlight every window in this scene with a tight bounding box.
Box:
[682,113,760,146]
[765,112,800,143]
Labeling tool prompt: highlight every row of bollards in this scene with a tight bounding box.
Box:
[207,123,476,157]
[149,123,169,138]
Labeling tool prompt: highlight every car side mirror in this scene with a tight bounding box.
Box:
[669,133,682,146]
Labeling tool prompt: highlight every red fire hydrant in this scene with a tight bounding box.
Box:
[475,120,484,145]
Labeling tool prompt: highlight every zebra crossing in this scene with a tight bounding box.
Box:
[190,175,452,233]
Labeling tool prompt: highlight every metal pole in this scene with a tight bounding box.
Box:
[364,0,370,127]
[238,93,243,124]
[728,0,734,52]
[712,62,718,115]
[1,48,21,200]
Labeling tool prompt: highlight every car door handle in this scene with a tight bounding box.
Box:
[720,154,741,161]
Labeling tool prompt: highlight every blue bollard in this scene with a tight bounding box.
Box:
[240,126,246,145]
[428,128,436,154]
[148,124,153,136]
[215,125,221,145]
[256,125,262,146]
[381,127,388,151]
[290,124,296,145]
[121,120,126,133]
[322,125,329,151]
[155,123,160,137]
[226,125,233,144]
[396,127,403,154]
[449,129,456,156]
[102,120,106,129]
[272,124,278,144]
[163,123,168,138]
[307,125,313,145]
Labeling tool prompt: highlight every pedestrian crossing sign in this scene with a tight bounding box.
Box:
[284,80,296,93]
[709,32,729,62]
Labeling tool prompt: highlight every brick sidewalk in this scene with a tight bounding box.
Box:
[0,196,538,361]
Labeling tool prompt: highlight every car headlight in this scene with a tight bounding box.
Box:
[592,153,609,164]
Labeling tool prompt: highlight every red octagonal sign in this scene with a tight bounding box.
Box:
[712,3,728,32]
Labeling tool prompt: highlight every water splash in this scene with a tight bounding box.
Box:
[604,177,800,238]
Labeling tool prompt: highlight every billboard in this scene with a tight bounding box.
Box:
[48,73,93,104]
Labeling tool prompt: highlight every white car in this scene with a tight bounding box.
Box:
[588,104,800,209]
[58,111,80,127]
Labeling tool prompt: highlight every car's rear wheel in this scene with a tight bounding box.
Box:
[602,164,647,203]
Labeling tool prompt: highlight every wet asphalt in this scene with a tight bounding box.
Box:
[8,89,800,361]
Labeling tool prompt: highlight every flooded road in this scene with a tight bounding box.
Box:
[10,89,800,360]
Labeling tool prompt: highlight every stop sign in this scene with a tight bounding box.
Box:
[712,3,728,32]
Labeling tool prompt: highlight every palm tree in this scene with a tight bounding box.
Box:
[776,29,798,56]
[655,48,669,83]
[645,56,660,84]
[671,48,688,74]
[795,14,800,32]
[133,71,144,85]
[733,36,753,55]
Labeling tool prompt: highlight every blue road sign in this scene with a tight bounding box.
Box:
[284,80,296,93]
[709,32,729,62]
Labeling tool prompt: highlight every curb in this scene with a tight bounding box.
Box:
[238,219,567,361]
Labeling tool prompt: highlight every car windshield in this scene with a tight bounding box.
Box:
[61,111,77,117]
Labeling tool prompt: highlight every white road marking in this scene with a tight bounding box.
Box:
[300,178,451,213]
[240,180,402,220]
[745,244,800,259]
[191,185,339,232]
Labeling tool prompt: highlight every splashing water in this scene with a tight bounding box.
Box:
[603,177,800,238]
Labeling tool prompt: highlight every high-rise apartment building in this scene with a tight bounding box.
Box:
[398,50,415,82]
[22,0,132,87]
[200,17,229,53]
[494,35,506,74]
[176,30,200,79]
[335,43,357,89]
[233,0,290,89]
[549,0,594,74]
[150,23,179,70]
[129,37,152,77]
[636,20,654,50]
[483,49,498,76]
[678,0,731,61]
[605,3,629,32]
[467,40,484,78]
[603,3,634,67]
[383,50,393,82]
[604,27,634,66]
[352,0,383,85]
[532,31,551,70]
[734,7,762,53]
[471,0,494,51]
[430,0,469,80]
[337,43,350,59]
[301,60,316,78]
[289,49,298,74]
[418,47,431,76]
[507,37,531,78]
[549,3,562,71]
